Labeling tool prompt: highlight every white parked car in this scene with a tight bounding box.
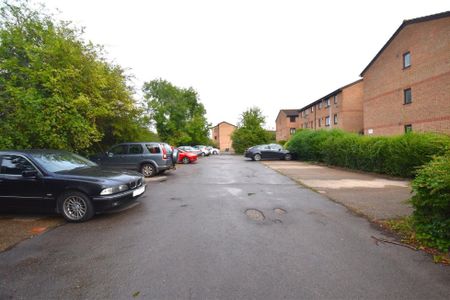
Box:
[193,145,210,156]
[207,146,220,155]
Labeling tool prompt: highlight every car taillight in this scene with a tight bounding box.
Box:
[162,145,167,159]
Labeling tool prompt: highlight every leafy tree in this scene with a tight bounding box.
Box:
[0,0,154,154]
[142,79,210,146]
[231,107,271,153]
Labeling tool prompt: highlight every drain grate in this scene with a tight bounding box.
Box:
[245,209,265,221]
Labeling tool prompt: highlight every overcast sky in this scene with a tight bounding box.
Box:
[41,0,449,130]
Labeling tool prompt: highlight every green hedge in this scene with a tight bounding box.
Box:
[285,129,450,178]
[411,153,450,252]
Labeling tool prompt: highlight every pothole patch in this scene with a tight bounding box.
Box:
[272,219,283,224]
[274,208,287,215]
[245,209,265,221]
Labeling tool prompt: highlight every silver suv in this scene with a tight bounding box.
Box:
[94,142,177,177]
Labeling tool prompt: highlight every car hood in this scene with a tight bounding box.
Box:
[55,167,142,184]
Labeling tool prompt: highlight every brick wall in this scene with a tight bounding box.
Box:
[276,112,301,141]
[212,122,236,152]
[298,80,364,133]
[363,17,450,135]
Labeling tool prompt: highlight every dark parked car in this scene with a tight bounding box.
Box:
[0,150,146,222]
[244,144,293,161]
[93,142,177,177]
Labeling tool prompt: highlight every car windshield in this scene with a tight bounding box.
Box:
[30,152,97,173]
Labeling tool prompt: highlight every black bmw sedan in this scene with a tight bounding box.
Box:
[0,150,146,222]
[244,144,293,161]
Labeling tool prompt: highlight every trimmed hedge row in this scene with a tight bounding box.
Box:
[285,129,450,178]
[411,153,450,252]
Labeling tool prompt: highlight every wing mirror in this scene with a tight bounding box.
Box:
[22,170,38,178]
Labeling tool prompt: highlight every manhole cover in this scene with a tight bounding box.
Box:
[274,208,287,215]
[245,209,265,221]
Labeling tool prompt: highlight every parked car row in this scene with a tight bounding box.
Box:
[0,142,218,222]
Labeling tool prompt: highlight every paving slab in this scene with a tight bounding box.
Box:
[263,160,413,220]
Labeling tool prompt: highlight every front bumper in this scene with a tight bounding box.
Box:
[92,184,146,212]
[244,151,253,158]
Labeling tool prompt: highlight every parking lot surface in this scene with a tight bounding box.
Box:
[0,155,449,299]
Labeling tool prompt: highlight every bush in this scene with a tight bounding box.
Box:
[411,153,450,252]
[286,129,450,178]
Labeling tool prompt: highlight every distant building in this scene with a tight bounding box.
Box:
[299,79,364,134]
[211,121,237,152]
[275,109,301,141]
[361,11,450,135]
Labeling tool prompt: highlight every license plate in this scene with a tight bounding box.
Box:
[132,185,145,197]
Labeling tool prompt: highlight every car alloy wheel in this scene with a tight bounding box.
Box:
[254,153,262,161]
[59,192,94,222]
[182,157,190,164]
[284,153,292,161]
[141,163,156,177]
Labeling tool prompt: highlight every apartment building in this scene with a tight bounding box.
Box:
[275,109,301,141]
[211,121,237,152]
[361,11,450,135]
[298,79,364,133]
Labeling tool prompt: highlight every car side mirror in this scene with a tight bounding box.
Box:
[278,149,281,151]
[22,170,38,178]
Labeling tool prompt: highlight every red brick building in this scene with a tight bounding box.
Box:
[361,11,450,135]
[298,79,364,133]
[275,109,301,141]
[211,121,237,153]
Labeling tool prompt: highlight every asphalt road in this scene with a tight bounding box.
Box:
[0,155,449,299]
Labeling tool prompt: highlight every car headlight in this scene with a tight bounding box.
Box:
[100,184,129,195]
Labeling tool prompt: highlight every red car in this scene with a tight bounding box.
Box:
[177,149,198,164]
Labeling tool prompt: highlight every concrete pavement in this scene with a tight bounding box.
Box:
[263,160,413,221]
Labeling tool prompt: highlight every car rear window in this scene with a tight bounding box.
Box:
[146,144,161,154]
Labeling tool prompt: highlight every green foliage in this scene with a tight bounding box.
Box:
[411,153,450,252]
[231,107,271,154]
[286,129,450,178]
[0,0,154,153]
[142,79,210,146]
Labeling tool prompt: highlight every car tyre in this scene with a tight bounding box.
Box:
[58,191,94,223]
[182,157,190,164]
[284,153,292,161]
[254,153,262,161]
[141,163,156,177]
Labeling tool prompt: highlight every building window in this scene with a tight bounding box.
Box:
[214,136,217,140]
[334,95,337,104]
[305,122,308,128]
[311,106,314,112]
[325,98,330,107]
[289,116,296,122]
[404,88,412,104]
[334,114,338,124]
[318,118,321,127]
[403,52,411,68]
[325,116,330,126]
[318,102,322,109]
[404,124,412,133]
[290,128,296,135]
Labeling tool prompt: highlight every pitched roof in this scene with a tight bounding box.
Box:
[360,11,450,76]
[299,79,363,111]
[281,109,301,117]
[213,121,237,128]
